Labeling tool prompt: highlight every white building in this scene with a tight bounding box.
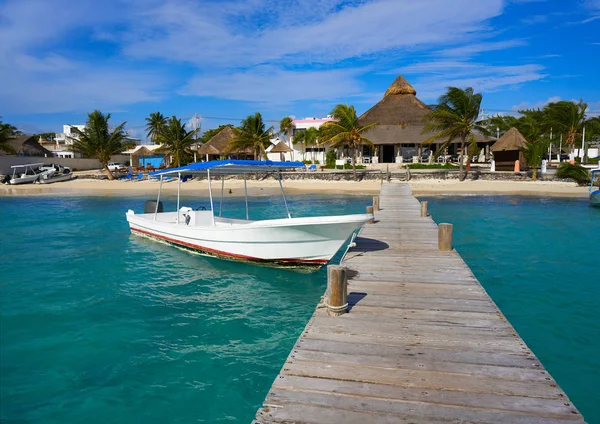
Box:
[38,125,86,158]
[266,116,335,164]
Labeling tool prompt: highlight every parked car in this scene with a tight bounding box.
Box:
[107,162,127,171]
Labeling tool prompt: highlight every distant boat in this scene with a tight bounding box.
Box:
[590,169,600,207]
[125,160,373,270]
[9,163,49,184]
[39,163,74,184]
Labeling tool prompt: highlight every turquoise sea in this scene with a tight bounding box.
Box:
[1,193,598,423]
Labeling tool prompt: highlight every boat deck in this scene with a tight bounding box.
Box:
[254,182,585,423]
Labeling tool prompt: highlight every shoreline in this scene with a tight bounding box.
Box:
[0,177,589,198]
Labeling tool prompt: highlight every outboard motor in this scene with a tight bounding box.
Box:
[144,200,163,214]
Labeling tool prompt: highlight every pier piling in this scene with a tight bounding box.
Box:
[438,222,453,251]
[420,200,428,217]
[373,196,380,211]
[326,265,347,317]
[366,206,374,223]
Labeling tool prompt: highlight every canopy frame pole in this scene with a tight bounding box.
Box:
[154,175,163,220]
[176,172,181,224]
[244,174,249,220]
[207,169,215,226]
[219,175,225,217]
[278,172,291,219]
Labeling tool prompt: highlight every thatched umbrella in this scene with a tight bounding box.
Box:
[270,140,293,161]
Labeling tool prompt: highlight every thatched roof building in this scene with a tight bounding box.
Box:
[198,126,254,159]
[2,136,53,156]
[490,127,527,152]
[358,75,494,163]
[490,127,527,170]
[269,141,293,153]
[359,75,432,146]
[198,126,237,155]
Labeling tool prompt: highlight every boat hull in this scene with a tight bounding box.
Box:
[126,211,371,270]
[591,190,600,207]
[40,173,74,184]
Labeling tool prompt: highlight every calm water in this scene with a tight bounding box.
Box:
[1,194,598,423]
[0,194,369,423]
[421,195,599,423]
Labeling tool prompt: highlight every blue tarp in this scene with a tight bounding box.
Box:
[149,160,305,176]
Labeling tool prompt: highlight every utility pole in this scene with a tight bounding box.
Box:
[189,114,202,162]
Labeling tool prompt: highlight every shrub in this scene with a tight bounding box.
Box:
[325,150,336,168]
[303,160,312,165]
[556,162,590,185]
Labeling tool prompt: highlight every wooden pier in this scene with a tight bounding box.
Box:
[254,183,585,423]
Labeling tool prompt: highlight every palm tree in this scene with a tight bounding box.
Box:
[279,116,293,142]
[228,112,273,160]
[0,118,18,154]
[422,87,489,181]
[515,117,550,181]
[145,112,167,144]
[544,100,587,159]
[320,104,378,181]
[70,110,128,180]
[157,116,198,167]
[294,127,319,161]
[279,116,294,160]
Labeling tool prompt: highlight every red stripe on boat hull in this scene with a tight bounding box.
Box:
[130,226,330,267]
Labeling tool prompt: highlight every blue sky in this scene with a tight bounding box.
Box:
[1,0,599,140]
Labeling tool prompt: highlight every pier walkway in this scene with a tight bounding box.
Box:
[254,182,585,423]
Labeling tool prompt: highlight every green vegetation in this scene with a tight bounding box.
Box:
[515,116,550,181]
[70,110,129,180]
[325,150,336,168]
[422,87,489,181]
[294,127,319,161]
[157,116,199,167]
[320,104,379,181]
[145,112,167,144]
[0,117,22,154]
[279,117,293,142]
[228,112,273,160]
[406,163,458,169]
[556,162,591,185]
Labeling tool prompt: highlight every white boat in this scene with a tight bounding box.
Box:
[9,163,48,184]
[591,169,600,207]
[39,163,74,184]
[126,160,373,270]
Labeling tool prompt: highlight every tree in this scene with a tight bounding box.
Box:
[422,87,489,181]
[70,110,128,180]
[145,112,167,144]
[514,117,550,181]
[228,112,273,160]
[482,114,519,138]
[0,118,19,154]
[279,116,293,142]
[157,116,198,167]
[544,100,587,158]
[294,127,319,161]
[320,104,378,181]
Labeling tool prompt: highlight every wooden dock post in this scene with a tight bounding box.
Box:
[326,265,347,316]
[438,223,453,251]
[366,206,374,223]
[373,196,380,211]
[420,200,428,217]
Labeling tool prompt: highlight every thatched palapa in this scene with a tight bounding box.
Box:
[269,141,293,153]
[490,127,527,170]
[198,126,253,159]
[2,136,53,156]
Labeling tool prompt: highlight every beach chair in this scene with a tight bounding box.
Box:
[135,173,144,181]
[119,173,132,181]
[306,164,317,172]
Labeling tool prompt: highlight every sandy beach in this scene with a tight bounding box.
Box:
[0,175,589,198]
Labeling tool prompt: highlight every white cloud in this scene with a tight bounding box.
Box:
[180,67,363,105]
[392,61,547,100]
[511,96,561,111]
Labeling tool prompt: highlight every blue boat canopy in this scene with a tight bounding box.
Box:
[149,160,305,176]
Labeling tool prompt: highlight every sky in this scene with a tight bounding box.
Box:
[0,0,599,140]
